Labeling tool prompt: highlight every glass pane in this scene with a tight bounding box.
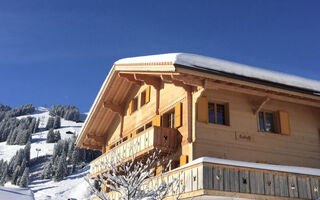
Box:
[265,112,275,132]
[216,104,225,125]
[208,103,215,123]
[258,112,265,131]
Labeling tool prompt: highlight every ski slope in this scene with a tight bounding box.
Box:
[0,107,84,161]
[0,107,92,200]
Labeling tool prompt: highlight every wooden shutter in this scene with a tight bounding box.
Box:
[197,96,208,123]
[174,102,182,128]
[179,155,188,166]
[278,111,290,136]
[128,100,133,115]
[145,86,151,103]
[152,115,161,127]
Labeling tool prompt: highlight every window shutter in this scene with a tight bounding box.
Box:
[152,115,161,127]
[145,86,151,103]
[179,155,188,166]
[197,96,208,123]
[128,100,133,115]
[278,111,290,136]
[174,102,182,128]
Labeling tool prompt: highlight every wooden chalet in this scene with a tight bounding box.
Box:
[76,53,320,199]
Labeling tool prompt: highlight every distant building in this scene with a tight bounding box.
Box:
[66,131,74,135]
[76,53,320,199]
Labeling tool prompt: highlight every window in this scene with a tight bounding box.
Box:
[216,104,225,125]
[208,103,227,125]
[208,103,215,123]
[132,97,138,113]
[258,111,276,133]
[140,90,146,107]
[163,110,175,128]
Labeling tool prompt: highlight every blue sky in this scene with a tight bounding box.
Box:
[0,0,319,112]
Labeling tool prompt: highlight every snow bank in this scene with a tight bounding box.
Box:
[115,53,320,93]
[0,186,35,200]
[176,157,320,176]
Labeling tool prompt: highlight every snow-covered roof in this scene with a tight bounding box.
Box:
[115,53,320,94]
[175,157,320,176]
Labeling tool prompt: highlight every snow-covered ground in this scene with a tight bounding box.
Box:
[29,164,90,200]
[0,185,35,200]
[0,107,91,200]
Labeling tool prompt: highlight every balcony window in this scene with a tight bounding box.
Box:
[163,110,175,128]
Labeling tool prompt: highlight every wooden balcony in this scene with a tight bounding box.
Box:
[90,126,180,176]
[107,157,320,200]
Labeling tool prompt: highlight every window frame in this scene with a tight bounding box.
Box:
[140,90,146,107]
[208,102,228,126]
[258,110,278,134]
[162,109,175,129]
[131,97,138,113]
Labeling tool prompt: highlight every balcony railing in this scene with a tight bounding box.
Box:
[90,126,179,176]
[107,157,320,200]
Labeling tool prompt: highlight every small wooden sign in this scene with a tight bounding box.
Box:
[235,131,253,142]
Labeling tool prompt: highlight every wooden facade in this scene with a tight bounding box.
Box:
[76,53,320,199]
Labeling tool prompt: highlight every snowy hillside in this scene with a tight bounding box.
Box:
[0,106,93,200]
[0,107,83,162]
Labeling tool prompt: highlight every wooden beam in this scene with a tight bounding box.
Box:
[103,101,123,115]
[161,74,193,92]
[83,143,102,150]
[118,73,143,85]
[172,74,204,87]
[134,74,162,89]
[87,134,105,142]
[252,96,270,115]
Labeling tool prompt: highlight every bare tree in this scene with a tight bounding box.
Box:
[85,149,181,200]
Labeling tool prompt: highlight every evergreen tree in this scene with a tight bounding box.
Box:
[54,152,67,182]
[41,162,53,179]
[46,117,54,130]
[33,118,40,133]
[53,116,61,129]
[54,131,61,142]
[71,148,79,172]
[19,159,26,176]
[46,129,55,143]
[0,164,8,185]
[12,166,20,185]
[24,142,31,162]
[19,167,29,187]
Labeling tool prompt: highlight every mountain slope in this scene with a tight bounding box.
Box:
[0,107,92,200]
